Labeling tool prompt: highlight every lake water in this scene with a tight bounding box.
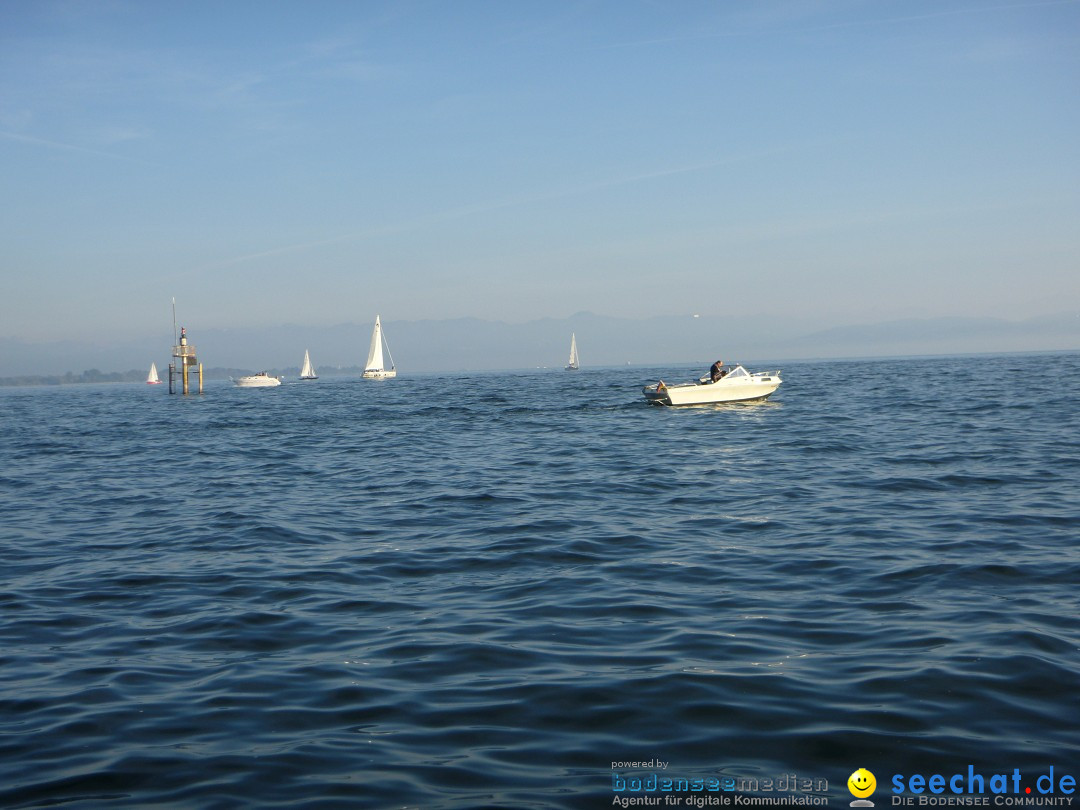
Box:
[1,353,1078,809]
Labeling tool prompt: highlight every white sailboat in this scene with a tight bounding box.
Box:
[146,362,162,385]
[362,315,397,379]
[299,349,318,380]
[565,333,580,370]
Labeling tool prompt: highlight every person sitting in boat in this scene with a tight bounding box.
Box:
[709,360,726,382]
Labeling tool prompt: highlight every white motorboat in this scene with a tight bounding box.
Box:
[299,349,318,380]
[362,315,397,379]
[565,333,580,370]
[643,365,781,405]
[234,372,282,388]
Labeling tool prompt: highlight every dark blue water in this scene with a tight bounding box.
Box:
[1,353,1078,809]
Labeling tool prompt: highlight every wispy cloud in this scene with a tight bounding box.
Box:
[600,0,1079,47]
[95,125,152,144]
[0,129,152,162]
[196,147,792,273]
[189,224,409,275]
[787,0,1080,33]
[430,147,796,222]
[491,3,598,48]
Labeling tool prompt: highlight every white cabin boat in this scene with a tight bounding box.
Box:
[565,333,580,370]
[299,350,318,380]
[643,365,781,405]
[234,372,282,388]
[146,362,162,385]
[362,315,397,379]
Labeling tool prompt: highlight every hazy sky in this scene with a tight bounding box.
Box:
[2,0,1078,343]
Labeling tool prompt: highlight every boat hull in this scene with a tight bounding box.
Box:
[643,370,781,405]
[362,369,397,379]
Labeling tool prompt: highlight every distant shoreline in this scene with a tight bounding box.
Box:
[0,366,369,388]
[2,348,1077,387]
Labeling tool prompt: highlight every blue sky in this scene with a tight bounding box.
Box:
[2,0,1078,344]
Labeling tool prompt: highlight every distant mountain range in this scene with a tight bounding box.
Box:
[791,313,1080,356]
[1,311,1078,380]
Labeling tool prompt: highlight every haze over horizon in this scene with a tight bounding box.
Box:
[2,1,1078,350]
[2,309,1078,379]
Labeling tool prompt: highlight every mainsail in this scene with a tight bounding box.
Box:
[365,317,385,371]
[566,333,580,370]
[300,349,317,379]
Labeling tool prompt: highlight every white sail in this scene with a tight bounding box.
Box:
[566,333,580,370]
[362,315,397,378]
[146,362,161,384]
[365,317,384,371]
[299,349,317,379]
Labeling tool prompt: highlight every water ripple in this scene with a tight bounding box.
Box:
[1,354,1078,808]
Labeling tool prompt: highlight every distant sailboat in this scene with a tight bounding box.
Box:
[362,315,397,379]
[299,349,318,380]
[565,333,580,370]
[146,362,162,384]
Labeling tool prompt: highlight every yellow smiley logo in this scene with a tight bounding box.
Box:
[848,768,877,798]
